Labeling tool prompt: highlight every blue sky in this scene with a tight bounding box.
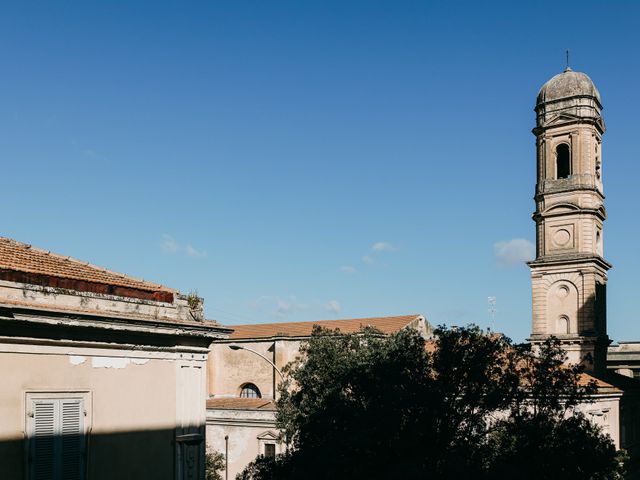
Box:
[2,1,639,342]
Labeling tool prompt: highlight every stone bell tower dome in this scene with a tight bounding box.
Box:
[528,67,611,373]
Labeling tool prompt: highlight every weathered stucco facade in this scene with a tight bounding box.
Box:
[0,237,230,480]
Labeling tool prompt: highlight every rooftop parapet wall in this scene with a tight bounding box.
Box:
[0,268,173,302]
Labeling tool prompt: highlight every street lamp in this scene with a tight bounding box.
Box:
[228,344,285,399]
[228,344,284,381]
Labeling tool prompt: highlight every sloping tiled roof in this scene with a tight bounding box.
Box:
[579,372,627,393]
[206,398,276,410]
[229,314,422,340]
[0,236,173,296]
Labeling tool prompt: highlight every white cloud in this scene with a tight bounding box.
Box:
[250,295,305,319]
[359,241,397,266]
[371,242,396,252]
[325,300,341,315]
[340,265,357,274]
[185,244,207,258]
[160,234,179,253]
[362,255,375,265]
[160,234,206,259]
[275,299,292,317]
[249,296,342,319]
[494,238,535,266]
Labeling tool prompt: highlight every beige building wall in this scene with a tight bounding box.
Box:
[578,395,622,449]
[206,339,300,477]
[0,345,173,479]
[209,339,302,399]
[0,339,211,480]
[206,408,280,479]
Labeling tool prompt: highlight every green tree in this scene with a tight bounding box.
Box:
[238,325,625,480]
[205,450,225,480]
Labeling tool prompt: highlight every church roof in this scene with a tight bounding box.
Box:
[579,373,621,393]
[0,236,174,301]
[228,314,426,340]
[537,68,601,105]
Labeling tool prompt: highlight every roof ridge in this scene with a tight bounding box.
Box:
[0,236,173,292]
[228,315,425,340]
[229,314,421,328]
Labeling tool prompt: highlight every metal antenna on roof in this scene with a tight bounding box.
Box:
[487,296,496,331]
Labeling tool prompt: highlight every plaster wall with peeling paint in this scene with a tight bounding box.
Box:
[208,339,302,399]
[0,346,177,439]
[0,263,229,480]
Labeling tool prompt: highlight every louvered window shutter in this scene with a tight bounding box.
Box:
[60,399,84,480]
[30,398,85,480]
[32,401,56,480]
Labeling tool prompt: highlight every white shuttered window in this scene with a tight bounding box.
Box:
[27,396,86,480]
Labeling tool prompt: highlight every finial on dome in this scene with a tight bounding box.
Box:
[564,49,572,72]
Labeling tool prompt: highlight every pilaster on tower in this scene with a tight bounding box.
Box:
[528,67,611,373]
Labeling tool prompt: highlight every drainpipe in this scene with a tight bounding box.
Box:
[271,342,277,401]
[225,435,228,480]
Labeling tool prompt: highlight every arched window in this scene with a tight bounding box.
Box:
[239,383,261,399]
[558,316,570,334]
[556,144,571,179]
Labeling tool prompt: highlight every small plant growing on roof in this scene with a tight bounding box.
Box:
[187,290,201,310]
[185,290,204,322]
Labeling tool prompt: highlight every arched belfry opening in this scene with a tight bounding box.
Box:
[556,143,571,179]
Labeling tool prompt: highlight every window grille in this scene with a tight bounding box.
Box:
[264,443,276,458]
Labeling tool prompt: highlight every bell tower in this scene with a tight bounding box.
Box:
[528,67,611,373]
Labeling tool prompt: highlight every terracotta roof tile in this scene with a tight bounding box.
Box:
[0,237,173,295]
[206,398,276,410]
[228,314,422,340]
[579,372,622,392]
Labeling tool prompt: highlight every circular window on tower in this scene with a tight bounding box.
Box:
[553,229,571,247]
[556,285,570,299]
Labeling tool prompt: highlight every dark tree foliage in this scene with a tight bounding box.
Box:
[205,450,225,480]
[235,454,292,480]
[486,414,624,480]
[238,325,626,480]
